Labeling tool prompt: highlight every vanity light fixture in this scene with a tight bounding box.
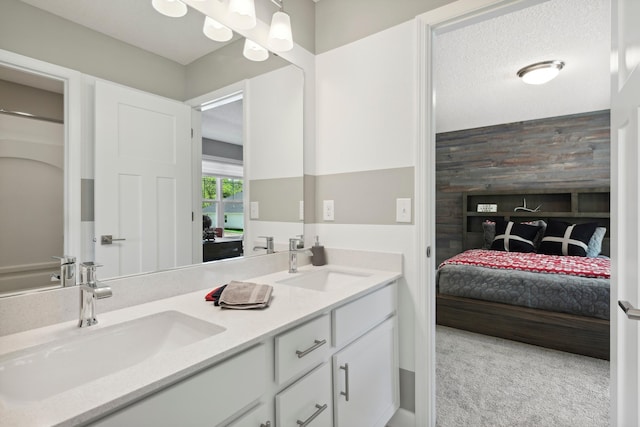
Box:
[228,0,257,30]
[243,39,269,61]
[203,16,233,42]
[151,0,188,18]
[517,60,565,85]
[267,0,293,52]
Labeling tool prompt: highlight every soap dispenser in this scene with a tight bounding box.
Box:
[310,236,326,266]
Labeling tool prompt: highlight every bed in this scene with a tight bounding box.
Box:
[436,189,611,360]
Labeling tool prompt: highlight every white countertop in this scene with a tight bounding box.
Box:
[0,263,401,427]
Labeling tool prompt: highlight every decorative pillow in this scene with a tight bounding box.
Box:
[586,227,607,257]
[538,220,598,257]
[482,221,496,249]
[490,220,541,253]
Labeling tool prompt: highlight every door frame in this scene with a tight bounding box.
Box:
[0,49,82,265]
[413,0,602,425]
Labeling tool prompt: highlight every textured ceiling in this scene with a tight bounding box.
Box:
[434,0,610,133]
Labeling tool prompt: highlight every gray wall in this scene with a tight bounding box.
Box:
[315,0,454,53]
[0,0,312,101]
[0,79,63,122]
[435,110,611,265]
[202,138,243,162]
[0,0,186,100]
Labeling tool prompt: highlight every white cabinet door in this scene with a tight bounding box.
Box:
[332,317,398,427]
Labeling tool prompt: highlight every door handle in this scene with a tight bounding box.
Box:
[100,235,126,245]
[618,300,640,320]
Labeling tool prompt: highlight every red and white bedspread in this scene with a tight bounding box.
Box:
[439,249,610,279]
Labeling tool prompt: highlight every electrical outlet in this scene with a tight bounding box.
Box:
[396,198,412,223]
[299,200,304,221]
[250,201,259,219]
[323,200,334,221]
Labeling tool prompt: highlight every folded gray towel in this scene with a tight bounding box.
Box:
[218,280,273,309]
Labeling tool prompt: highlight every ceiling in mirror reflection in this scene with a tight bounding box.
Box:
[202,99,243,144]
[18,0,240,65]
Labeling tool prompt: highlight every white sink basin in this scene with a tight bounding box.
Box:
[277,269,371,292]
[0,311,225,405]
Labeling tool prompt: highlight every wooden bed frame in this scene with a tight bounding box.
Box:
[436,188,611,360]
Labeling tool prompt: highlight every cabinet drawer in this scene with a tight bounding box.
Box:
[90,344,267,427]
[276,363,333,427]
[275,314,331,384]
[333,282,396,348]
[225,403,270,427]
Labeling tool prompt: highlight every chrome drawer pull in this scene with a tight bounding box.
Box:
[295,339,326,358]
[296,403,327,426]
[340,363,350,401]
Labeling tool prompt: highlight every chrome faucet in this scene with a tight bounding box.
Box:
[51,255,77,287]
[288,235,311,273]
[253,236,275,254]
[78,262,112,327]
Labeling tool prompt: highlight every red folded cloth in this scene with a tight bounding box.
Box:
[205,285,227,305]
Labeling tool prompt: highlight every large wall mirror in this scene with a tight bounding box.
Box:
[0,0,304,295]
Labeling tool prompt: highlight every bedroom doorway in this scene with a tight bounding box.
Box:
[422,0,610,421]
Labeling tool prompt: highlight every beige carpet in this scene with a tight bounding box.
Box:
[436,326,610,427]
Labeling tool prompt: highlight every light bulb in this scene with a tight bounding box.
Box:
[203,16,233,42]
[268,11,293,52]
[228,0,257,30]
[151,0,187,18]
[243,39,269,62]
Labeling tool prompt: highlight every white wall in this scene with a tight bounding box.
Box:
[245,65,305,253]
[315,21,418,372]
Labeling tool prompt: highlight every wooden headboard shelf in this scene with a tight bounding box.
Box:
[462,188,611,254]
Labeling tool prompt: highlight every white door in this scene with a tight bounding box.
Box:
[94,80,192,279]
[333,318,397,427]
[611,0,640,424]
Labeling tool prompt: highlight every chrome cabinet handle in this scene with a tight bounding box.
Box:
[340,363,350,401]
[101,235,126,245]
[296,339,326,358]
[619,300,640,320]
[296,403,327,426]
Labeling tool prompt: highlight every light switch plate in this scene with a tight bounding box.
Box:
[323,200,334,221]
[299,200,304,221]
[396,198,412,223]
[250,201,259,220]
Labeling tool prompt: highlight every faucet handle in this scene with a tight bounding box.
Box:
[258,235,274,242]
[80,262,102,286]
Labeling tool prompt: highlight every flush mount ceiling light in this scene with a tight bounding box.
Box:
[151,0,188,18]
[203,16,233,42]
[228,0,257,30]
[517,60,565,85]
[267,0,293,52]
[243,39,269,61]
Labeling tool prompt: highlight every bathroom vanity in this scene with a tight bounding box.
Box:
[0,250,402,427]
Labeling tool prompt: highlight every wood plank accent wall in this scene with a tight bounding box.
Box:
[435,110,610,265]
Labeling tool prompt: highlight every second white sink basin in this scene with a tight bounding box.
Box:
[0,311,225,405]
[277,268,371,292]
